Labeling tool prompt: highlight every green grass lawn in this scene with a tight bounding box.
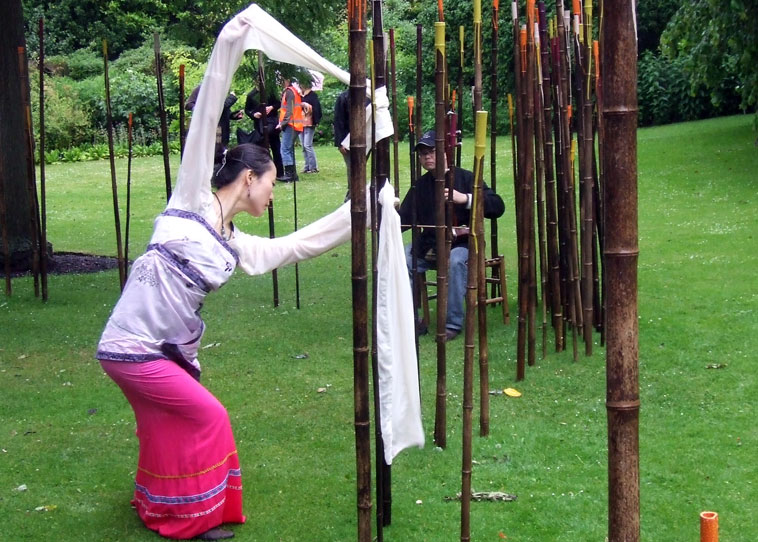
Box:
[1,114,756,541]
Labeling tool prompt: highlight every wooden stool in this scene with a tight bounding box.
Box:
[416,255,509,328]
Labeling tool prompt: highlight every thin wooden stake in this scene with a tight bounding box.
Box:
[179,64,186,157]
[153,33,172,202]
[125,113,133,276]
[38,18,48,300]
[102,40,126,291]
[389,28,400,197]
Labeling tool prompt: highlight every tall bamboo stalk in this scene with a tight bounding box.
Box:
[473,0,490,437]
[371,3,391,531]
[153,33,172,202]
[512,7,526,381]
[17,46,41,297]
[179,64,186,157]
[415,24,423,185]
[461,110,487,542]
[348,0,371,539]
[456,26,465,169]
[525,0,538,369]
[102,40,126,291]
[532,8,548,358]
[125,113,133,276]
[602,0,640,539]
[38,18,48,301]
[538,3,564,351]
[489,0,500,267]
[432,20,449,450]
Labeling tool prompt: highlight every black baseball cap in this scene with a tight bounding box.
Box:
[415,130,436,150]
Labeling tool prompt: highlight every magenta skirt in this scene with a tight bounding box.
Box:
[101,360,246,539]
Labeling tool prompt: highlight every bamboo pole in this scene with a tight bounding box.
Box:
[38,18,48,301]
[601,0,640,539]
[125,113,133,276]
[456,26,465,169]
[700,511,718,542]
[538,3,564,351]
[179,64,186,157]
[371,3,392,530]
[512,7,527,381]
[461,109,487,542]
[532,7,548,358]
[102,40,126,290]
[525,0,538,369]
[473,0,490,437]
[348,0,372,539]
[489,0,500,268]
[432,20,449,450]
[17,46,41,297]
[153,33,172,202]
[415,24,423,184]
[257,52,280,308]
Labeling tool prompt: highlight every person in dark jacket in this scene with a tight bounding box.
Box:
[185,85,243,148]
[397,130,505,341]
[242,89,284,179]
[333,89,371,201]
[299,81,322,173]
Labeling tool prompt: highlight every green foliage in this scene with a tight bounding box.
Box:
[45,48,102,80]
[32,77,92,149]
[662,0,758,111]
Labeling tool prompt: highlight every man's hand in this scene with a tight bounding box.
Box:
[444,188,469,205]
[265,106,273,114]
[339,145,349,156]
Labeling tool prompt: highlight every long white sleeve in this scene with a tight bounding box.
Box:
[231,201,352,275]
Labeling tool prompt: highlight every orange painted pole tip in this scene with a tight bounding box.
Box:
[700,511,718,542]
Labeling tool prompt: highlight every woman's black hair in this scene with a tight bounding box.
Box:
[212,143,273,189]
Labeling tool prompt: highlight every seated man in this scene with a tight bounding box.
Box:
[397,130,505,342]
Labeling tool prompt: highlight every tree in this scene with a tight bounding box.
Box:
[1,0,39,272]
[662,0,758,111]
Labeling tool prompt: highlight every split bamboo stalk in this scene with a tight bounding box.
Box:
[593,39,607,345]
[38,18,48,300]
[433,20,449,450]
[102,40,126,290]
[179,64,186,157]
[257,51,280,308]
[153,33,172,202]
[538,3,564,351]
[601,0,640,539]
[389,28,400,197]
[461,110,487,542]
[348,0,372,539]
[125,113,133,276]
[473,0,490,438]
[17,46,41,297]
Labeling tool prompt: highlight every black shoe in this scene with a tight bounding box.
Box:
[195,527,234,540]
[284,165,299,182]
[444,328,460,342]
[416,320,428,336]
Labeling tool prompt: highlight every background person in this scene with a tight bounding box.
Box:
[276,76,305,182]
[397,130,505,342]
[242,89,284,179]
[299,80,322,173]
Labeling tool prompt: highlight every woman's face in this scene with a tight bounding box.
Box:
[245,163,276,217]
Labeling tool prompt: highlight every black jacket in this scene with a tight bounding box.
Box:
[398,168,505,258]
[301,91,322,126]
[333,89,350,147]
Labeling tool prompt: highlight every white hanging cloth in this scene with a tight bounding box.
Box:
[377,183,425,463]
